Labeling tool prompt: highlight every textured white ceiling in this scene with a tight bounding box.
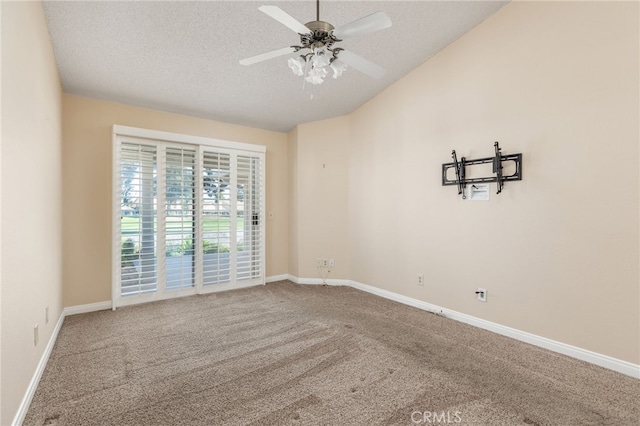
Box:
[42,1,507,132]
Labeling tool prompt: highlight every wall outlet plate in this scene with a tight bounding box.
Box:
[467,184,490,201]
[417,274,424,286]
[477,288,487,302]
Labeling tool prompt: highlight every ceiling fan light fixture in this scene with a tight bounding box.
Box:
[287,46,342,85]
[330,60,347,79]
[310,47,331,68]
[290,46,343,85]
[287,57,305,76]
[305,66,328,85]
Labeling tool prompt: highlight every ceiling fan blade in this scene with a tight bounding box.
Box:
[338,50,386,79]
[332,12,392,39]
[239,46,296,66]
[258,5,310,34]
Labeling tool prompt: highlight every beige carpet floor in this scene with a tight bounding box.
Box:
[24,281,639,425]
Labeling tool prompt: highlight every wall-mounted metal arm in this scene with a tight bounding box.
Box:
[493,141,504,194]
[451,150,466,199]
[442,142,522,196]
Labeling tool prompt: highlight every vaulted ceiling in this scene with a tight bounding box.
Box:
[43,1,507,132]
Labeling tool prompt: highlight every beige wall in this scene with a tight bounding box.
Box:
[1,2,63,424]
[346,1,639,363]
[289,117,350,280]
[62,95,288,307]
[287,127,299,278]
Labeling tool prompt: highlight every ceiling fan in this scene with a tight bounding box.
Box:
[239,1,392,86]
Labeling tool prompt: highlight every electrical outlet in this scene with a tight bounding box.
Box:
[476,288,487,302]
[34,324,39,346]
[329,259,335,268]
[316,258,323,267]
[322,259,328,267]
[45,306,49,324]
[417,274,424,286]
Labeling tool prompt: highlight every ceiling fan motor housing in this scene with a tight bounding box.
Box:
[305,20,334,33]
[300,21,340,50]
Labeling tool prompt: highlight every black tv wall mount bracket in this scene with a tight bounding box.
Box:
[442,142,522,199]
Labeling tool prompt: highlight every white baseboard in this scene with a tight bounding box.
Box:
[12,312,65,426]
[266,274,288,283]
[349,280,640,379]
[286,274,349,286]
[64,300,112,316]
[286,274,300,284]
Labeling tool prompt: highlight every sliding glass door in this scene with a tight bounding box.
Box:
[114,130,265,308]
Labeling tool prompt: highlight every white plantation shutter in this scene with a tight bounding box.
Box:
[202,151,232,285]
[114,126,265,307]
[119,142,158,296]
[237,155,264,280]
[164,146,197,290]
